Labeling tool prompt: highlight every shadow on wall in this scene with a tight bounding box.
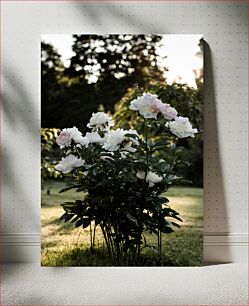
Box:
[74,2,165,33]
[1,66,39,240]
[202,40,230,263]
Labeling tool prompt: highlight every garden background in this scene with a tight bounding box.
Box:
[41,34,203,266]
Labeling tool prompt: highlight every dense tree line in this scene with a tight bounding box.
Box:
[41,35,164,130]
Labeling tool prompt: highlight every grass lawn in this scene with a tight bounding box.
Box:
[41,180,203,266]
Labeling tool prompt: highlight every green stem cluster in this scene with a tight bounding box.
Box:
[100,224,141,266]
[144,118,163,265]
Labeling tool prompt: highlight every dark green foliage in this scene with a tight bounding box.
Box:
[41,181,203,267]
[114,82,203,133]
[41,43,64,128]
[41,128,62,180]
[57,117,189,265]
[67,34,164,88]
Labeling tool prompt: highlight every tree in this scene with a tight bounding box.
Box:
[41,42,64,127]
[65,34,165,113]
[42,35,165,129]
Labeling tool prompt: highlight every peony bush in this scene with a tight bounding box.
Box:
[55,92,198,265]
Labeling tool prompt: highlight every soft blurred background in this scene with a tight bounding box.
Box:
[41,34,204,266]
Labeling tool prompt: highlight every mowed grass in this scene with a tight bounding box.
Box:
[41,180,203,266]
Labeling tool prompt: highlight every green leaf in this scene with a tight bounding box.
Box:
[171,221,181,228]
[160,225,174,234]
[59,185,79,193]
[126,213,139,227]
[153,140,168,147]
[76,187,87,192]
[124,133,139,139]
[59,213,68,221]
[71,216,81,223]
[75,219,84,227]
[60,213,74,222]
[83,218,91,229]
[171,215,183,222]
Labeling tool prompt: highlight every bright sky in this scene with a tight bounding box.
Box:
[41,34,203,88]
[157,35,203,88]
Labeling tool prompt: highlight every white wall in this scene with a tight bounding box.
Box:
[1,1,248,263]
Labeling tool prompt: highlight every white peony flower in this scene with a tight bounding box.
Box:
[55,154,85,174]
[122,129,139,151]
[77,137,90,148]
[167,116,198,138]
[146,171,163,186]
[158,103,178,120]
[79,131,105,148]
[136,170,146,180]
[56,127,84,149]
[86,131,105,144]
[102,128,138,152]
[70,127,85,143]
[120,151,129,158]
[129,93,162,119]
[87,112,114,131]
[102,128,126,151]
[136,170,162,187]
[122,145,137,153]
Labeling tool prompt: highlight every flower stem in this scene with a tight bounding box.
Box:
[89,222,93,254]
[93,221,96,249]
[144,119,149,174]
[101,224,112,262]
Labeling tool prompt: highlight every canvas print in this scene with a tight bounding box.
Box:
[41,34,203,266]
